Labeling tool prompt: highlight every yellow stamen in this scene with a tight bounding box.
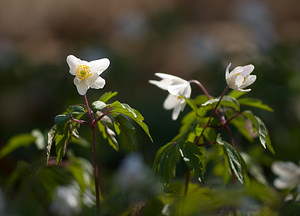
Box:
[177,95,182,99]
[236,73,246,83]
[76,65,92,80]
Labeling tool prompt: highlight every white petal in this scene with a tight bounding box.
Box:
[172,104,182,120]
[225,63,231,80]
[234,75,245,87]
[236,87,251,92]
[241,64,254,77]
[89,58,110,75]
[88,76,106,89]
[182,83,192,98]
[167,83,188,95]
[149,80,172,90]
[229,66,243,76]
[74,79,89,95]
[272,162,300,178]
[67,55,80,75]
[240,75,256,89]
[154,73,182,81]
[274,178,291,189]
[163,94,179,110]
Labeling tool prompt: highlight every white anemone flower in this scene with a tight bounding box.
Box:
[66,55,110,95]
[271,161,300,189]
[225,63,256,92]
[149,73,191,120]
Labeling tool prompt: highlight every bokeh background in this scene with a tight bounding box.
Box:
[0,0,300,190]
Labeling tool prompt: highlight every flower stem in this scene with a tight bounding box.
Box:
[195,85,229,145]
[91,125,100,216]
[84,94,93,122]
[189,80,211,99]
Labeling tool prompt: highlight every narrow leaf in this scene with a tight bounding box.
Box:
[99,91,118,103]
[216,134,247,184]
[47,125,57,164]
[238,98,273,112]
[228,90,248,99]
[54,113,71,133]
[0,134,35,158]
[92,101,107,111]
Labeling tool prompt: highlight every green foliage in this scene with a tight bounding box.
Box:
[178,141,206,182]
[0,133,36,158]
[202,95,240,111]
[109,101,153,142]
[238,98,274,112]
[216,134,248,184]
[98,91,118,103]
[153,142,180,184]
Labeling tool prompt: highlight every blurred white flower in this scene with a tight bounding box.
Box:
[149,73,191,120]
[271,161,300,189]
[50,182,81,216]
[225,63,256,92]
[66,55,110,95]
[115,153,158,193]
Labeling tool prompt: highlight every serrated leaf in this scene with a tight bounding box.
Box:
[238,98,273,112]
[242,111,274,153]
[202,95,240,111]
[109,101,152,142]
[0,134,36,158]
[67,105,86,115]
[178,141,206,182]
[216,134,247,184]
[153,142,180,183]
[92,101,107,111]
[47,125,57,164]
[99,91,118,103]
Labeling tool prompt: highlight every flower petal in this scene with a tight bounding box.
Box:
[240,75,256,89]
[241,64,254,77]
[163,94,179,110]
[172,104,182,120]
[154,73,182,81]
[225,63,231,80]
[67,55,80,75]
[167,83,188,95]
[88,76,106,89]
[149,80,172,91]
[74,79,89,95]
[272,162,300,178]
[89,58,110,75]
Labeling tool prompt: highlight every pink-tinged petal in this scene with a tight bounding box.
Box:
[172,104,182,120]
[225,63,231,80]
[74,78,89,95]
[240,75,256,89]
[67,55,80,75]
[89,58,110,75]
[241,64,254,77]
[163,94,179,110]
[88,76,106,89]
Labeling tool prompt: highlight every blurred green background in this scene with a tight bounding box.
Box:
[0,0,300,184]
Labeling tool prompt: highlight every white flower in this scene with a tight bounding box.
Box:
[271,161,300,189]
[50,183,81,216]
[66,55,110,95]
[149,73,191,120]
[225,63,256,92]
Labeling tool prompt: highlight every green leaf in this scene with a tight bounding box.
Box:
[153,142,180,183]
[238,98,273,112]
[0,134,36,158]
[109,101,152,142]
[55,130,70,164]
[242,111,274,153]
[92,101,107,111]
[178,141,206,182]
[228,90,248,99]
[54,113,71,133]
[46,125,57,164]
[216,134,247,184]
[229,115,254,142]
[99,91,118,103]
[97,118,119,151]
[202,95,240,111]
[67,105,86,115]
[113,115,137,152]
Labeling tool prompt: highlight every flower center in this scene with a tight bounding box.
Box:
[76,65,92,80]
[236,73,246,83]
